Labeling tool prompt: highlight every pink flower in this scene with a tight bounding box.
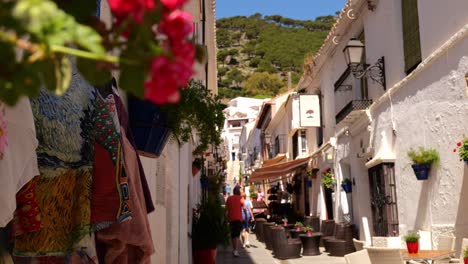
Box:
[109,0,155,24]
[159,10,194,42]
[457,142,462,147]
[144,56,181,104]
[160,0,189,10]
[453,148,457,152]
[144,45,194,104]
[0,112,7,159]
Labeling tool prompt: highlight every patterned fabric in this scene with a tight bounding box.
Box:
[13,180,42,236]
[91,94,131,226]
[13,71,130,261]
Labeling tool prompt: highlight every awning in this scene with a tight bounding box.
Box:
[249,156,310,182]
[262,154,286,166]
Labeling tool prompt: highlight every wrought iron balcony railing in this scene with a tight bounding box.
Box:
[335,99,373,124]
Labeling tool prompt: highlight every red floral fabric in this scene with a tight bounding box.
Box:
[13,179,42,236]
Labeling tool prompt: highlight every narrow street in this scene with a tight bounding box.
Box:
[216,234,346,264]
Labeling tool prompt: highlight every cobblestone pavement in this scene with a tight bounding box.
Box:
[216,235,347,264]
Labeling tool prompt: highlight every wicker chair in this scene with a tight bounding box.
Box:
[262,222,276,250]
[320,220,335,249]
[254,218,267,242]
[271,226,302,260]
[353,238,365,251]
[365,247,405,264]
[344,249,371,264]
[328,223,356,256]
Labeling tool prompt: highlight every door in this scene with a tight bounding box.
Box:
[368,163,399,236]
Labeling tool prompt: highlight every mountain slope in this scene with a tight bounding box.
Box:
[216,13,336,99]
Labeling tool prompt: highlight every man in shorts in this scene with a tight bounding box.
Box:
[225,186,244,257]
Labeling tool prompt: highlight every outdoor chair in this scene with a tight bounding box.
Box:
[320,220,335,249]
[344,249,371,264]
[418,230,433,250]
[432,235,456,264]
[254,218,267,242]
[328,223,356,256]
[353,238,365,251]
[365,247,406,264]
[271,225,302,260]
[444,238,468,263]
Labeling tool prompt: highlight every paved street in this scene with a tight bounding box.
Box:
[216,235,346,264]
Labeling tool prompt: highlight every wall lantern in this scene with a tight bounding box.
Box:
[343,38,386,89]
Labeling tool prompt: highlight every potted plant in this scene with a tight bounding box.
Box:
[282,218,288,226]
[294,221,304,231]
[463,245,468,264]
[192,197,230,264]
[341,178,352,193]
[407,147,439,180]
[321,168,335,190]
[250,192,258,201]
[454,137,468,165]
[303,226,314,236]
[404,232,420,254]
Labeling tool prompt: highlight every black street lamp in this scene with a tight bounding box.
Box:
[343,38,386,89]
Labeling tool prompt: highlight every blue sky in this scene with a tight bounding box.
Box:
[216,0,348,21]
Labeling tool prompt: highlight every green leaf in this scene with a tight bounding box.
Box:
[76,57,111,86]
[74,25,105,55]
[119,63,146,98]
[40,56,71,95]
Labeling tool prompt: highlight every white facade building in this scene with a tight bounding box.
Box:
[298,0,468,251]
[222,97,266,185]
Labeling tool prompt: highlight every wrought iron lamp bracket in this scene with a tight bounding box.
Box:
[351,56,386,89]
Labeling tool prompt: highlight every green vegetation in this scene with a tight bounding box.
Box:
[404,232,420,243]
[407,147,440,165]
[216,13,336,99]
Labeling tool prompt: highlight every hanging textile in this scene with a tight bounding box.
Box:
[0,98,39,228]
[96,129,154,263]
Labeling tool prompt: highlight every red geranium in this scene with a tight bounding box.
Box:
[160,0,189,10]
[159,10,194,42]
[108,0,155,23]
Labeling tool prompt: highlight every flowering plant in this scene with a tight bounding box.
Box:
[0,0,200,106]
[321,168,335,189]
[454,137,468,162]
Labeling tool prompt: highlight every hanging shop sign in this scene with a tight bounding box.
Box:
[299,95,321,127]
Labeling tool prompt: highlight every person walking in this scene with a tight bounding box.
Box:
[241,193,254,248]
[225,186,244,257]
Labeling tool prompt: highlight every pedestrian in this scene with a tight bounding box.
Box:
[241,193,254,248]
[225,186,244,257]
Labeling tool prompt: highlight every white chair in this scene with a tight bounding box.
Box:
[365,247,405,264]
[387,236,403,249]
[372,236,388,247]
[418,230,433,250]
[345,249,371,264]
[454,238,468,263]
[433,235,456,264]
[353,238,365,251]
[362,217,372,246]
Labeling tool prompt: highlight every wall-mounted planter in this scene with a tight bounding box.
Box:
[128,96,171,158]
[341,182,352,193]
[411,164,431,180]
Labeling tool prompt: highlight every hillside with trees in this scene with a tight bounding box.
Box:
[216,13,336,99]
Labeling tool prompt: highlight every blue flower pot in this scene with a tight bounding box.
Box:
[306,180,312,188]
[341,182,352,193]
[128,96,171,157]
[200,177,209,190]
[411,164,431,180]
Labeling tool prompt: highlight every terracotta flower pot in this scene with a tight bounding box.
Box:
[406,241,419,254]
[193,248,217,264]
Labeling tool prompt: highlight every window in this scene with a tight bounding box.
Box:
[275,136,280,156]
[301,130,307,153]
[368,163,399,236]
[231,152,236,161]
[402,0,422,74]
[292,131,299,159]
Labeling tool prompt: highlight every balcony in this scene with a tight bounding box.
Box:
[335,99,373,124]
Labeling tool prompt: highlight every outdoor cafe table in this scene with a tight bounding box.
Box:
[401,249,455,263]
[299,232,322,256]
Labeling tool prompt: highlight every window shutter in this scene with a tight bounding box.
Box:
[401,0,422,73]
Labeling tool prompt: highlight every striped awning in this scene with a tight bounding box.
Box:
[249,156,310,182]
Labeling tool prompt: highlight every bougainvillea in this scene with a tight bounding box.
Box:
[0,0,200,106]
